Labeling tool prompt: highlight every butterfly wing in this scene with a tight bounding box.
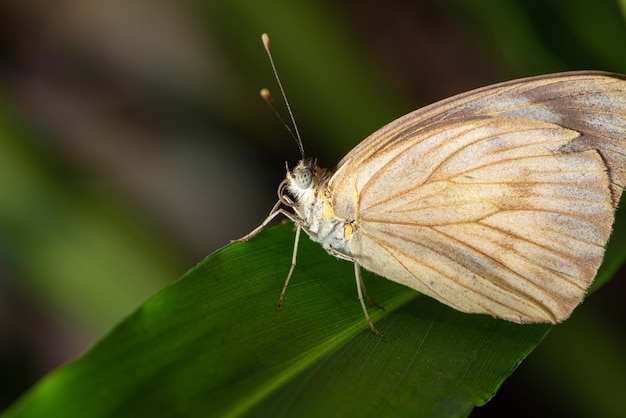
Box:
[329,72,626,323]
[335,71,626,204]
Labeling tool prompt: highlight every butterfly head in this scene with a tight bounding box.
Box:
[280,159,328,207]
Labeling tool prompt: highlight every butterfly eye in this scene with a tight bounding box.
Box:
[294,166,313,189]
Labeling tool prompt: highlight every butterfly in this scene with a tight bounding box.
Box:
[236,34,626,339]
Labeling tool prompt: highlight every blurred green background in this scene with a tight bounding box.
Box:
[0,0,625,416]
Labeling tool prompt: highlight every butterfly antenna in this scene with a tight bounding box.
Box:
[261,33,305,159]
[259,89,301,156]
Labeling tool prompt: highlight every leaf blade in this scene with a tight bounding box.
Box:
[4,221,620,418]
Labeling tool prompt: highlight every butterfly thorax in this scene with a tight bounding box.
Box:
[284,160,354,259]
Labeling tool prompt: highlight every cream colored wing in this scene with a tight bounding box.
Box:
[328,72,626,323]
[336,117,613,323]
[334,71,626,205]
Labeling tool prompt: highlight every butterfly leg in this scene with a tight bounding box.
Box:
[232,200,297,242]
[276,224,301,310]
[359,276,385,311]
[355,262,388,341]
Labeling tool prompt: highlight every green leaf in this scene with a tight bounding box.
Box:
[4,221,578,418]
[4,208,625,417]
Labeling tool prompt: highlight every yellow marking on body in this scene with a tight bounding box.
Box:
[344,222,353,240]
[321,189,334,220]
[323,199,333,219]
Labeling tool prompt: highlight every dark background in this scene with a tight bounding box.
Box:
[1,1,625,416]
